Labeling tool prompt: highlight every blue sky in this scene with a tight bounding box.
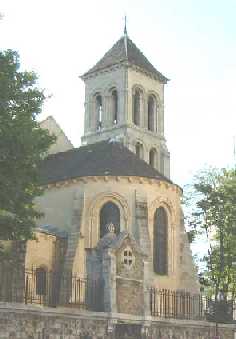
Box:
[1,0,236,186]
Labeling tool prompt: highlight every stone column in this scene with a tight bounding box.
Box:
[63,190,85,272]
[143,260,151,317]
[159,100,164,135]
[103,95,112,129]
[164,151,170,179]
[102,249,117,313]
[135,192,151,257]
[89,99,97,132]
[84,100,89,134]
[59,190,85,305]
[123,66,129,125]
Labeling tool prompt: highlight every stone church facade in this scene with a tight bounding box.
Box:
[0,31,235,339]
[33,31,199,294]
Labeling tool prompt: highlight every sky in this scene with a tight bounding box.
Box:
[1,0,236,187]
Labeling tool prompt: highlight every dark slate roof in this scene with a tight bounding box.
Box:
[82,36,168,83]
[39,140,172,185]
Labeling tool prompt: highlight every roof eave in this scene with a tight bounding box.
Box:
[80,60,129,80]
[128,63,169,83]
[81,62,169,83]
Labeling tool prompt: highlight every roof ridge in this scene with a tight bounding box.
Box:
[82,36,168,82]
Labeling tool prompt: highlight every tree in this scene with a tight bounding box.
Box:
[184,167,236,299]
[0,50,55,240]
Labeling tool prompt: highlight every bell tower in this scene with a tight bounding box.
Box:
[81,29,170,178]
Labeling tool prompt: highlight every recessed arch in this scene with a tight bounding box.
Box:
[85,191,131,248]
[149,196,176,276]
[147,91,161,133]
[111,88,118,124]
[99,201,120,238]
[153,207,168,275]
[148,95,156,131]
[132,86,144,126]
[94,93,103,130]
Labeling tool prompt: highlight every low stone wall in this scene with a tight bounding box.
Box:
[0,303,235,339]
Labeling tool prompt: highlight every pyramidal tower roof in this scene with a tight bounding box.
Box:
[82,34,169,83]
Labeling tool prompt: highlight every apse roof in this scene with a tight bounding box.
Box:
[37,225,68,238]
[39,140,172,185]
[82,36,168,83]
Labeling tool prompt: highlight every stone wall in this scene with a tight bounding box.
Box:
[151,321,235,339]
[0,304,109,339]
[40,116,73,155]
[25,231,66,272]
[0,303,235,339]
[35,176,198,293]
[116,279,143,315]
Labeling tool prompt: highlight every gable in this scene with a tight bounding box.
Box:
[40,116,74,155]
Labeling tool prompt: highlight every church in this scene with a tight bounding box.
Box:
[1,29,234,339]
[32,28,199,294]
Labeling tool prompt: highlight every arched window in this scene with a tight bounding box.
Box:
[100,201,120,238]
[95,94,102,130]
[35,267,47,295]
[133,89,141,126]
[148,95,156,131]
[111,89,118,124]
[153,207,168,275]
[135,142,143,159]
[149,148,157,168]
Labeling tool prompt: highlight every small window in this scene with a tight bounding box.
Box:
[111,89,118,124]
[35,267,47,296]
[122,247,134,267]
[133,89,142,126]
[95,94,102,130]
[148,95,158,131]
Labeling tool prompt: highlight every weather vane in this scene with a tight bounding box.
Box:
[124,15,127,35]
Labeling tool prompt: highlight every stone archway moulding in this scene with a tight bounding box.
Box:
[149,196,177,275]
[84,191,131,248]
[149,196,176,225]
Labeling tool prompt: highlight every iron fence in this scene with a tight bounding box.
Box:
[150,288,235,322]
[0,268,104,311]
[0,267,235,322]
[150,288,207,320]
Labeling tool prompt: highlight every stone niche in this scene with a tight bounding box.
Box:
[86,228,148,315]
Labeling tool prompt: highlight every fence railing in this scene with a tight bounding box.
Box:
[0,268,234,322]
[0,268,104,311]
[150,288,235,322]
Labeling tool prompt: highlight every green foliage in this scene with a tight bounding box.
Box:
[0,50,55,240]
[184,167,236,298]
